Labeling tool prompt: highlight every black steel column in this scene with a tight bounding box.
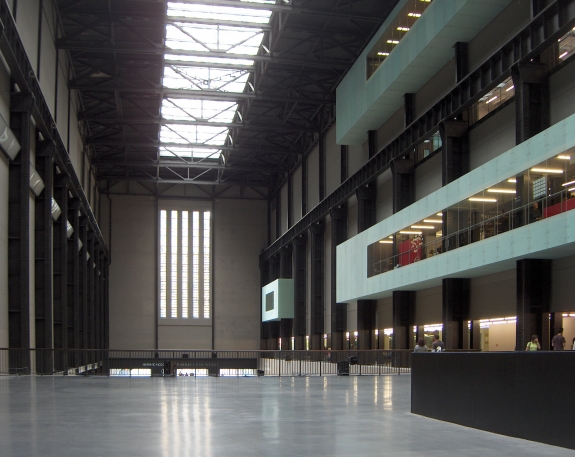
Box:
[319,131,326,201]
[341,145,348,183]
[310,221,324,349]
[302,154,308,216]
[368,130,377,159]
[279,245,292,279]
[391,159,415,213]
[454,42,469,83]
[357,300,377,349]
[67,198,80,365]
[269,254,280,282]
[330,206,347,350]
[516,259,552,351]
[275,190,281,239]
[287,171,293,228]
[356,184,376,233]
[79,216,89,352]
[259,257,270,349]
[392,291,415,349]
[87,232,95,349]
[442,278,470,350]
[34,141,54,373]
[404,93,415,127]
[293,235,307,350]
[511,62,549,145]
[8,93,33,362]
[440,119,469,186]
[53,174,69,367]
[103,255,109,350]
[94,247,101,349]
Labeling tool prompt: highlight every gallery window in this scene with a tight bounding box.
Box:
[160,209,211,319]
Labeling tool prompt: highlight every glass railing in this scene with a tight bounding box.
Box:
[368,187,575,277]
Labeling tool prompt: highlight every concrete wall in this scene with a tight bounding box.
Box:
[376,170,393,223]
[108,196,157,349]
[213,199,267,350]
[469,102,516,171]
[550,58,575,126]
[415,286,442,325]
[415,153,442,202]
[470,269,516,320]
[551,255,575,313]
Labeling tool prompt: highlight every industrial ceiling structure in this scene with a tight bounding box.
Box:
[55,0,400,196]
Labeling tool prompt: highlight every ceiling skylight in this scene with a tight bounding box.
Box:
[161,1,274,160]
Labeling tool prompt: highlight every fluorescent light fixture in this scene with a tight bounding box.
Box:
[411,225,434,229]
[423,219,443,223]
[508,178,517,183]
[379,240,393,244]
[389,236,393,239]
[487,188,516,194]
[399,230,422,235]
[397,27,410,31]
[531,168,563,173]
[377,52,390,56]
[485,96,498,104]
[408,12,421,17]
[557,155,571,160]
[387,40,399,44]
[383,328,393,335]
[560,51,568,59]
[469,197,497,202]
[568,187,575,192]
[506,85,515,92]
[562,180,575,187]
[436,212,443,216]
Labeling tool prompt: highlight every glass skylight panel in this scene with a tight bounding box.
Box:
[160,146,222,160]
[161,1,274,161]
[163,66,250,92]
[162,99,237,123]
[160,124,228,145]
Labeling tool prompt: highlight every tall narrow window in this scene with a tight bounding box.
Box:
[159,208,211,320]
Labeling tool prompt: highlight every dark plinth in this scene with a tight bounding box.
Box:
[411,352,575,450]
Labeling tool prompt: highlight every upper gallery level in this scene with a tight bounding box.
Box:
[336,0,513,145]
[337,112,575,302]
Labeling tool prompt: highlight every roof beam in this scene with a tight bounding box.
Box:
[167,16,273,30]
[168,0,389,22]
[70,84,335,104]
[94,159,288,173]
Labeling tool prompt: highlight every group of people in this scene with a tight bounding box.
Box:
[524,328,573,351]
[413,334,444,353]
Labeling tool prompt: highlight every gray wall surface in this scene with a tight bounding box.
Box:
[108,196,157,349]
[213,199,267,350]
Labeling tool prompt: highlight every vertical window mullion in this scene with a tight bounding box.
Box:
[203,211,211,319]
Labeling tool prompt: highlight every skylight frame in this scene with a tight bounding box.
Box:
[160,1,275,161]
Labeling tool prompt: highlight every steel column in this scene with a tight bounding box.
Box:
[442,278,470,350]
[392,291,415,350]
[67,199,80,363]
[440,120,469,186]
[34,141,54,373]
[310,221,324,349]
[516,259,552,351]
[330,206,347,350]
[8,93,33,369]
[292,235,307,350]
[391,159,415,214]
[512,62,549,144]
[357,300,376,349]
[356,184,376,233]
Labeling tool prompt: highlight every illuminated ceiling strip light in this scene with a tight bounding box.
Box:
[557,155,571,159]
[469,197,497,202]
[560,51,568,59]
[399,230,422,235]
[487,188,516,194]
[531,168,564,173]
[485,96,498,104]
[508,178,517,183]
[411,225,434,229]
[408,12,421,17]
[387,40,399,44]
[562,180,575,187]
[397,27,410,31]
[377,52,390,56]
[423,219,442,223]
[379,240,393,244]
[568,187,575,192]
[506,85,515,92]
[436,212,443,216]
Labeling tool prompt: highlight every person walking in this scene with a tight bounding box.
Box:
[551,328,566,350]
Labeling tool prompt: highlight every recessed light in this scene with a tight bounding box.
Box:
[399,230,422,235]
[531,168,564,173]
[411,225,434,229]
[469,197,497,202]
[487,188,516,194]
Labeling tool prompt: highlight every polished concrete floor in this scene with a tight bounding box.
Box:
[0,374,570,457]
